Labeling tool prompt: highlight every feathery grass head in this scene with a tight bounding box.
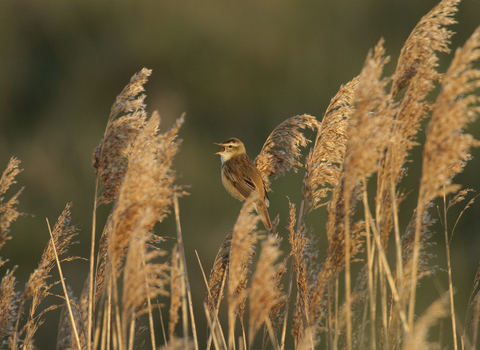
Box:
[93,68,151,204]
[0,157,24,267]
[255,114,320,192]
[402,293,449,350]
[287,201,320,342]
[206,233,231,312]
[248,233,285,346]
[228,195,260,308]
[344,39,394,193]
[370,1,462,275]
[295,326,319,350]
[320,39,391,274]
[391,0,459,96]
[108,112,184,270]
[303,77,359,213]
[10,203,78,349]
[386,0,460,192]
[401,205,437,288]
[420,25,480,204]
[0,158,25,347]
[121,208,169,338]
[56,286,86,350]
[227,194,260,347]
[0,157,22,197]
[23,203,78,302]
[0,268,18,344]
[89,214,112,305]
[464,263,480,335]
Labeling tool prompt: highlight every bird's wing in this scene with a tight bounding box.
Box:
[223,160,257,199]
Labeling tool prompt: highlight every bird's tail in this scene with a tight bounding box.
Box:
[254,201,272,230]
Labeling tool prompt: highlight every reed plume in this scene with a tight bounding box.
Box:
[121,208,169,346]
[248,233,285,347]
[402,293,449,350]
[0,157,24,267]
[97,109,184,349]
[0,267,18,345]
[390,0,459,179]
[391,0,459,97]
[255,114,320,192]
[420,25,480,204]
[106,112,184,271]
[93,68,151,205]
[57,286,86,350]
[0,158,23,345]
[87,68,154,348]
[410,24,480,329]
[206,233,232,313]
[302,77,359,214]
[89,68,186,349]
[10,203,78,350]
[287,202,320,345]
[227,195,260,349]
[463,263,480,346]
[314,40,392,347]
[343,40,393,194]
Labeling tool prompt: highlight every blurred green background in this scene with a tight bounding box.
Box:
[1,0,479,348]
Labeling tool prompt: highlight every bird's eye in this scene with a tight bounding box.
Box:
[228,145,233,149]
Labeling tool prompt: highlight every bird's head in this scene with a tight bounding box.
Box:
[215,138,246,163]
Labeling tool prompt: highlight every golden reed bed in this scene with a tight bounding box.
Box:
[1,1,480,349]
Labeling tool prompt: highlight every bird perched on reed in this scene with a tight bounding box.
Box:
[215,138,272,230]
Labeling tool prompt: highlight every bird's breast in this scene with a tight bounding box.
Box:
[221,168,246,201]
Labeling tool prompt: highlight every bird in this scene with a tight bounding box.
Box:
[215,137,272,230]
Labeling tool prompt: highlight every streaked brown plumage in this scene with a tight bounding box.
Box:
[215,138,272,230]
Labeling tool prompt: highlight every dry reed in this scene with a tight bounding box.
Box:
[206,233,232,313]
[227,195,260,349]
[401,293,449,350]
[10,203,78,350]
[96,101,184,348]
[419,25,480,205]
[0,267,18,344]
[0,158,23,345]
[255,114,320,193]
[0,157,24,268]
[169,244,182,341]
[463,263,480,349]
[93,68,151,205]
[90,69,186,349]
[302,77,359,215]
[248,233,285,347]
[410,21,480,333]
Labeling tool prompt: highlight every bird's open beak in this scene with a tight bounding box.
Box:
[214,143,224,155]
